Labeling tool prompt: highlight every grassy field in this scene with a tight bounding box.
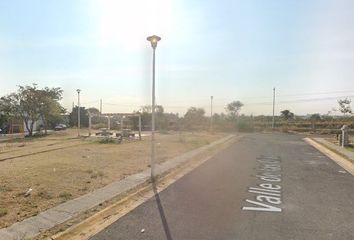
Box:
[0,129,226,228]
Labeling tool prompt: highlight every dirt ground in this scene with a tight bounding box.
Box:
[0,129,226,228]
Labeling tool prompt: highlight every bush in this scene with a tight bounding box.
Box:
[237,119,254,132]
[37,190,53,199]
[58,192,72,201]
[99,138,115,144]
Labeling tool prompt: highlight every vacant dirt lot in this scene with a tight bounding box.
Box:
[0,129,226,228]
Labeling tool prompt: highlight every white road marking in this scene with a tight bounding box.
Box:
[242,200,282,212]
[242,156,282,213]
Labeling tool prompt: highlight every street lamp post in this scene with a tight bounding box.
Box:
[147,35,161,181]
[210,96,213,132]
[77,89,81,137]
[272,87,275,129]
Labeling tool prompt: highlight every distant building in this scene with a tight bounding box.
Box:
[0,117,44,135]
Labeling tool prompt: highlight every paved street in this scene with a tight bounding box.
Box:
[91,133,354,240]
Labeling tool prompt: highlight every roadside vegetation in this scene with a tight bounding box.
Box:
[346,145,354,153]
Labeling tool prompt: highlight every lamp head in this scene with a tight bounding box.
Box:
[147,35,161,49]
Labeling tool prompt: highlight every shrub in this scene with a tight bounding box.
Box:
[37,190,53,199]
[99,138,115,144]
[0,208,8,217]
[58,192,72,201]
[0,185,12,192]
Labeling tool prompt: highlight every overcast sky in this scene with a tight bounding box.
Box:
[0,0,354,116]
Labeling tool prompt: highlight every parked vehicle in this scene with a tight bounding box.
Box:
[54,124,67,131]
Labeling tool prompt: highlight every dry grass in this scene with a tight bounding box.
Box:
[0,208,7,217]
[0,129,225,228]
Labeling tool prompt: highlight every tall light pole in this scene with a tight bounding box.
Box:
[100,99,102,114]
[77,89,81,137]
[210,96,213,132]
[147,35,161,181]
[272,87,275,129]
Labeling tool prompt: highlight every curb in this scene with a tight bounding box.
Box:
[304,137,354,176]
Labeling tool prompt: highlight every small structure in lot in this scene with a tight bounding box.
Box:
[116,129,135,138]
[88,112,142,140]
[340,125,350,147]
[95,128,113,136]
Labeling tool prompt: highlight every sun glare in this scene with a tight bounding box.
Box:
[95,0,173,50]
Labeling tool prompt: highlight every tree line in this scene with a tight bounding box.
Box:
[66,100,247,132]
[1,84,352,135]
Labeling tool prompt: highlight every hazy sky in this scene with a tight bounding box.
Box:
[0,0,354,116]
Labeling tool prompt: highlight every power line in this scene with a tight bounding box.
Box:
[244,95,354,106]
[223,90,354,100]
[73,92,354,112]
[80,94,353,109]
[277,90,354,97]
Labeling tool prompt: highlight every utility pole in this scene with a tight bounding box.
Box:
[272,87,275,129]
[100,99,102,114]
[77,89,81,137]
[88,112,92,136]
[210,96,213,132]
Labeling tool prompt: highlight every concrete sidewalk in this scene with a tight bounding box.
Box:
[313,138,354,162]
[0,135,235,240]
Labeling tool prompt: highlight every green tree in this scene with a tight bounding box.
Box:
[155,105,168,130]
[309,113,321,130]
[38,87,65,134]
[0,111,9,131]
[0,84,64,136]
[338,98,352,115]
[183,107,206,130]
[280,110,294,121]
[0,98,14,130]
[225,101,244,119]
[87,107,100,115]
[138,105,166,130]
[69,106,89,127]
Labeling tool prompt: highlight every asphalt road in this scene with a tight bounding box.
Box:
[91,133,354,240]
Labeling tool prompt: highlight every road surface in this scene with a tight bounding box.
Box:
[91,133,354,240]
